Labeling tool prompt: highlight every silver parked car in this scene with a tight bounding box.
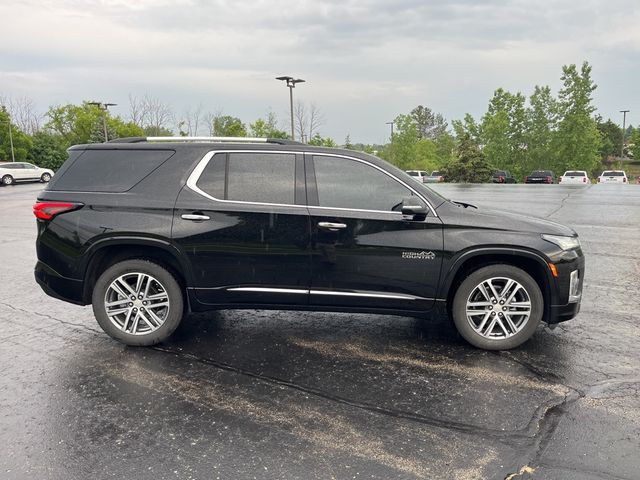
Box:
[0,162,54,186]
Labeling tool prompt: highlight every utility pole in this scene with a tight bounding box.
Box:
[88,101,117,142]
[620,110,630,160]
[386,121,394,142]
[276,76,305,141]
[0,107,16,162]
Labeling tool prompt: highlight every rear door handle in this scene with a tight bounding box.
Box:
[318,222,347,231]
[181,213,211,221]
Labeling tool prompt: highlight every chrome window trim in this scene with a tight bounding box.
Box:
[186,150,437,217]
[310,152,437,217]
[186,150,306,209]
[228,287,308,294]
[310,290,430,301]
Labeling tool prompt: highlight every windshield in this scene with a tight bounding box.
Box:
[602,171,625,176]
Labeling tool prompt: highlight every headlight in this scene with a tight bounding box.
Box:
[541,234,580,250]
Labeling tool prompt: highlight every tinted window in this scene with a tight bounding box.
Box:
[431,171,442,176]
[0,164,17,170]
[532,171,552,176]
[313,156,415,211]
[566,171,585,176]
[49,149,174,192]
[602,171,624,176]
[197,152,296,205]
[407,171,419,176]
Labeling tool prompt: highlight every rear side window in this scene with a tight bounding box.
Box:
[196,152,296,205]
[48,149,174,192]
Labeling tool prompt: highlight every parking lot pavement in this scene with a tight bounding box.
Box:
[1,182,639,480]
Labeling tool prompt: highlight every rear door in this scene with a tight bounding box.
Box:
[172,150,311,306]
[306,154,443,312]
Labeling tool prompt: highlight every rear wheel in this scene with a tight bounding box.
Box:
[2,175,13,186]
[40,173,51,182]
[451,264,543,350]
[92,259,184,346]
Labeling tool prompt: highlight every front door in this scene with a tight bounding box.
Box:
[306,154,443,312]
[172,151,311,306]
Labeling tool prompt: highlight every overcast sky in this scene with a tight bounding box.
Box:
[0,0,638,143]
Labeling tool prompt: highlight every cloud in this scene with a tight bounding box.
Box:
[1,0,638,142]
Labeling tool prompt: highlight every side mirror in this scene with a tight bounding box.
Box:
[401,198,427,217]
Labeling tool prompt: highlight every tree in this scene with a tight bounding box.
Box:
[249,111,288,138]
[27,132,68,170]
[595,116,623,159]
[212,115,247,137]
[308,134,337,147]
[526,85,557,171]
[481,88,527,176]
[0,107,32,162]
[410,105,448,140]
[442,139,493,183]
[0,95,41,134]
[177,103,204,136]
[45,102,104,145]
[629,128,640,160]
[44,102,144,146]
[452,113,481,145]
[551,62,601,174]
[128,94,173,136]
[294,102,324,141]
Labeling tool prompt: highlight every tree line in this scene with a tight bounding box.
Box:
[1,61,638,179]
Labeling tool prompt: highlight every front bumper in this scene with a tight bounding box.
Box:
[35,261,86,305]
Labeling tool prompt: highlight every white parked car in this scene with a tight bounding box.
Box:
[597,170,628,184]
[559,170,589,185]
[0,162,54,186]
[405,170,429,183]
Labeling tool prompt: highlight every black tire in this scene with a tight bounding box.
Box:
[2,175,14,186]
[40,173,51,182]
[92,259,184,346]
[451,264,543,350]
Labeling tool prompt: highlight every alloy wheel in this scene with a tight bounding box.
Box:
[104,272,170,335]
[465,277,532,339]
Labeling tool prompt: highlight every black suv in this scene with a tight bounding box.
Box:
[34,137,584,350]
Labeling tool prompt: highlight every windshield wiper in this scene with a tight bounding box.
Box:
[452,201,477,209]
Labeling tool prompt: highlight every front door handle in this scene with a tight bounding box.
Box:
[181,213,211,221]
[318,222,347,232]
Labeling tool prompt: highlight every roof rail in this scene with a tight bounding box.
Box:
[146,136,302,145]
[106,136,302,145]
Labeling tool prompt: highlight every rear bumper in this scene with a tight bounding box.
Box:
[35,261,86,305]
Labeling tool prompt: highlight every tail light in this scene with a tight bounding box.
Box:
[33,202,83,220]
[583,177,587,183]
[559,177,562,183]
[546,176,552,183]
[623,177,627,183]
[499,176,505,182]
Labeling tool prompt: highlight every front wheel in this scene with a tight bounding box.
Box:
[40,173,51,182]
[92,259,184,346]
[2,175,14,186]
[451,264,543,350]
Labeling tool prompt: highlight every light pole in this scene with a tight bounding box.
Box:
[0,107,15,162]
[386,121,394,142]
[88,101,117,142]
[620,109,630,159]
[276,76,305,141]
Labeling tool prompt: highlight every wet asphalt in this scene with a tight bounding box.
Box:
[0,182,638,480]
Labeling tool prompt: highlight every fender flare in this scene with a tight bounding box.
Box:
[80,235,194,286]
[437,246,556,301]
